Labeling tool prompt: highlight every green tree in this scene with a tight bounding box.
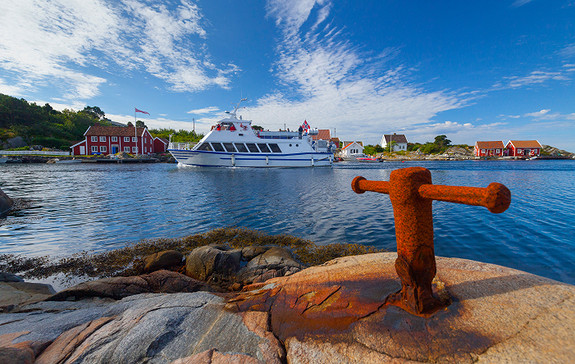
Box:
[135,120,147,128]
[434,135,451,150]
[81,106,106,120]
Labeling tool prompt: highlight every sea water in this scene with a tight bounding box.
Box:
[1,160,574,284]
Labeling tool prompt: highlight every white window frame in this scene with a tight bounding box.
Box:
[132,147,137,153]
[124,137,130,142]
[132,137,137,142]
[100,146,107,152]
[111,136,117,142]
[91,146,98,153]
[91,136,97,142]
[99,136,106,142]
[124,147,130,153]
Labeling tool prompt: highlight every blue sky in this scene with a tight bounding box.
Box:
[1,0,574,150]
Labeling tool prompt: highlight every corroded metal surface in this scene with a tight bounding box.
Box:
[352,167,511,316]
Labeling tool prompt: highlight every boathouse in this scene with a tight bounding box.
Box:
[474,141,504,157]
[380,133,408,151]
[505,140,542,157]
[71,125,155,156]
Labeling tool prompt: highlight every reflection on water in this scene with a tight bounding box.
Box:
[0,160,574,284]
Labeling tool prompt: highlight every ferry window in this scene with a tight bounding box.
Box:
[234,143,248,152]
[211,143,225,152]
[223,143,236,152]
[258,143,271,153]
[196,143,212,151]
[246,143,259,153]
[269,144,282,153]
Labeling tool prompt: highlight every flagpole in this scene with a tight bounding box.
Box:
[134,108,137,155]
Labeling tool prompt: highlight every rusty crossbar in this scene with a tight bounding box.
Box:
[352,167,511,316]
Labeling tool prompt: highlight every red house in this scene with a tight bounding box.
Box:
[505,140,542,157]
[474,141,504,157]
[71,125,155,156]
[153,137,169,153]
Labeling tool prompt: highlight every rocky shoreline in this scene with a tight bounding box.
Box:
[1,250,574,363]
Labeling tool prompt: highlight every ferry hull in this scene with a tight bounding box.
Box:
[169,149,332,167]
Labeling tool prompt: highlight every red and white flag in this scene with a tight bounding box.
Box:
[301,120,310,131]
[135,108,150,115]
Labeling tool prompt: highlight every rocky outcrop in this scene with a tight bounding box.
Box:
[0,281,55,311]
[1,252,573,363]
[48,270,210,301]
[143,250,184,272]
[0,188,13,216]
[230,253,575,363]
[1,292,284,364]
[184,245,305,290]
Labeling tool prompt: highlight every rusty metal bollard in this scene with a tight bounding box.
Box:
[352,167,511,316]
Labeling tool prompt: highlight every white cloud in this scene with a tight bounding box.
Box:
[0,77,28,96]
[106,113,200,132]
[560,44,575,58]
[250,0,466,145]
[511,0,533,7]
[0,0,237,101]
[495,70,569,89]
[187,106,220,114]
[523,109,575,121]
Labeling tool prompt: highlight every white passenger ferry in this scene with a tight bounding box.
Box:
[168,100,334,167]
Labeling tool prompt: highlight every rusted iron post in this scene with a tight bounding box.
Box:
[352,167,511,316]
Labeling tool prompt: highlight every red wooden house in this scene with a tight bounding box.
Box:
[474,141,504,157]
[71,125,155,156]
[505,140,542,157]
[153,137,169,153]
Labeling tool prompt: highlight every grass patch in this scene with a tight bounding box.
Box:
[0,228,383,281]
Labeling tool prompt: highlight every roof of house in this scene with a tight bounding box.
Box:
[342,141,364,150]
[85,125,149,137]
[311,129,331,141]
[475,141,504,149]
[383,134,408,144]
[507,140,542,148]
[70,140,86,148]
[154,137,169,144]
[330,137,340,144]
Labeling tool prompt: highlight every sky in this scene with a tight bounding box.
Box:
[1,0,574,151]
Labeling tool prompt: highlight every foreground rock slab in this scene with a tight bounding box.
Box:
[230,252,575,363]
[1,292,283,364]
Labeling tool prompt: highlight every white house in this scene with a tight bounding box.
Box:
[381,133,408,152]
[341,141,364,158]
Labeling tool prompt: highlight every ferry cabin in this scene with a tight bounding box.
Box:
[71,125,155,156]
[505,140,542,157]
[474,141,504,157]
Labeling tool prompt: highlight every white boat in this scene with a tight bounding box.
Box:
[168,100,334,168]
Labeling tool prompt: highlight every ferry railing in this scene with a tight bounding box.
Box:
[352,167,511,317]
[168,142,196,150]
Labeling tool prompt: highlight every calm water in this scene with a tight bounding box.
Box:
[1,160,574,284]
